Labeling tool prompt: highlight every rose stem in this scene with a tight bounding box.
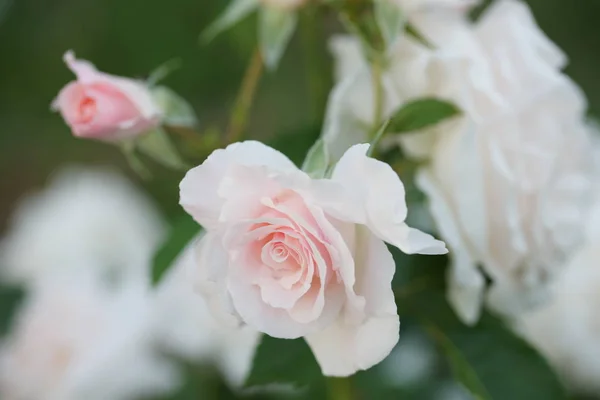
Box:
[224,48,264,145]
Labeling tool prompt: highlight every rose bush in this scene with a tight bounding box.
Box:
[179,140,447,376]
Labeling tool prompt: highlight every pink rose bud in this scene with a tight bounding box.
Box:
[52,51,162,141]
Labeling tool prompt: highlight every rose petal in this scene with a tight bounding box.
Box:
[227,270,344,339]
[193,233,242,328]
[332,144,447,255]
[306,228,399,376]
[180,141,298,230]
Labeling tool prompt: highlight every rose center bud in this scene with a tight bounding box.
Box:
[240,189,338,320]
[78,97,97,123]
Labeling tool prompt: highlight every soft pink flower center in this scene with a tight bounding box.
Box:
[78,97,97,123]
[237,189,340,321]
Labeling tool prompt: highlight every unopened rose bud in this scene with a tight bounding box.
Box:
[52,51,162,142]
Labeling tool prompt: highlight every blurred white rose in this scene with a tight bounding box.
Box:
[0,166,166,286]
[0,275,178,400]
[324,0,596,323]
[152,237,260,388]
[516,202,600,396]
[416,0,596,323]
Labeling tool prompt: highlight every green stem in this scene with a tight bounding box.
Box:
[224,49,264,145]
[301,5,328,124]
[327,377,354,400]
[370,54,384,140]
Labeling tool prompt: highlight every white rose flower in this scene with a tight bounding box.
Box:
[516,201,600,396]
[417,0,596,323]
[0,166,166,286]
[152,237,260,387]
[323,0,595,323]
[179,141,446,376]
[0,275,178,400]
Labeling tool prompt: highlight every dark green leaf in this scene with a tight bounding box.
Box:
[405,22,434,49]
[152,215,201,285]
[390,246,566,400]
[388,98,460,134]
[245,335,323,388]
[425,303,566,400]
[0,285,24,337]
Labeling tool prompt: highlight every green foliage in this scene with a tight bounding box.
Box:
[245,336,322,388]
[0,285,24,337]
[137,128,190,171]
[392,248,567,400]
[201,0,260,43]
[388,98,460,134]
[374,0,405,48]
[259,6,297,70]
[151,86,198,128]
[152,215,201,285]
[301,137,330,178]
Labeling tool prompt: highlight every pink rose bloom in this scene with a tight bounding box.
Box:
[179,141,447,376]
[52,51,161,141]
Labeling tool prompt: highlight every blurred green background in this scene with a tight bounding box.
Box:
[0,0,598,227]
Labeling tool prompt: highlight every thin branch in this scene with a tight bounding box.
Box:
[225,48,264,145]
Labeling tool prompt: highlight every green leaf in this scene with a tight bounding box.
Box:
[152,215,201,285]
[121,142,152,180]
[147,59,182,87]
[259,6,297,70]
[374,0,405,48]
[245,335,323,388]
[0,285,24,337]
[390,246,566,400]
[424,304,566,400]
[405,22,434,49]
[301,137,329,178]
[200,0,260,43]
[388,98,460,133]
[136,127,190,171]
[151,86,198,128]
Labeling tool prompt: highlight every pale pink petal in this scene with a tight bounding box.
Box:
[332,144,447,255]
[227,271,344,339]
[193,233,242,328]
[180,141,298,230]
[306,228,399,376]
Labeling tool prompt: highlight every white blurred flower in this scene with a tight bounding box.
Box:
[416,0,596,323]
[516,203,600,396]
[0,275,178,400]
[324,0,596,323]
[0,166,166,286]
[152,237,260,388]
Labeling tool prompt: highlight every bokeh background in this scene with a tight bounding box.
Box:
[0,1,599,399]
